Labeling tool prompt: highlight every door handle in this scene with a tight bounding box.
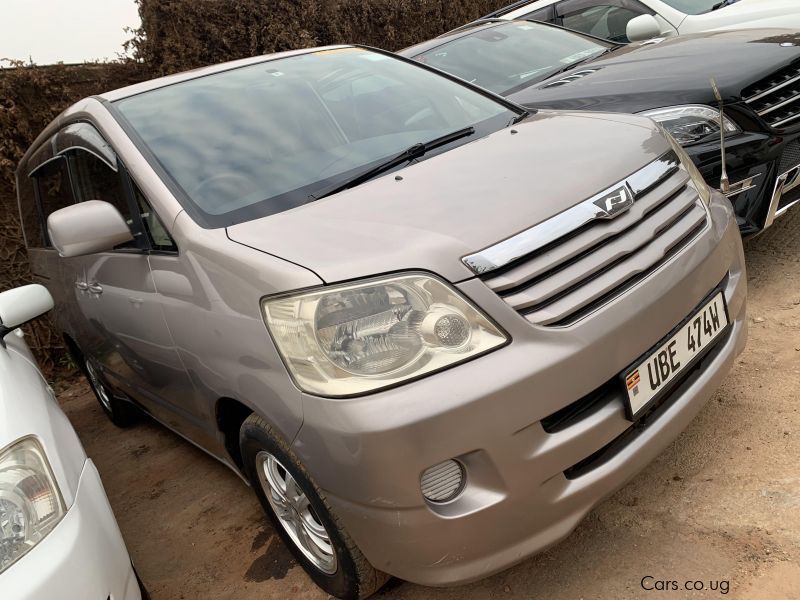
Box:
[88,283,104,295]
[75,281,89,291]
[128,297,144,306]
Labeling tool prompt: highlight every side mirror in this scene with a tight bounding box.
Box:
[0,284,54,343]
[626,14,661,42]
[47,200,134,258]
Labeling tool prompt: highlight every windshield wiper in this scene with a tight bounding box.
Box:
[309,126,475,201]
[508,110,530,126]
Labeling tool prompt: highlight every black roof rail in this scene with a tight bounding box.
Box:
[481,0,536,19]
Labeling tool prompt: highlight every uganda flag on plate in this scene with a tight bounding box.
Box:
[626,370,641,396]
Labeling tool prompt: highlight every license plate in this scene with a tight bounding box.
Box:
[623,292,728,420]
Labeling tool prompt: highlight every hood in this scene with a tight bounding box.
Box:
[227,111,670,284]
[686,0,800,32]
[508,29,800,114]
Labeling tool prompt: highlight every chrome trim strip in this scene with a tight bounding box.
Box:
[744,72,800,104]
[724,174,761,198]
[771,112,800,129]
[775,196,800,218]
[462,152,680,275]
[764,163,800,229]
[758,92,800,116]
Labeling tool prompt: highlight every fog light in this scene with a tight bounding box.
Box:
[420,460,465,503]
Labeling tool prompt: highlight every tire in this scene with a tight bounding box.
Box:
[240,414,388,599]
[83,357,138,428]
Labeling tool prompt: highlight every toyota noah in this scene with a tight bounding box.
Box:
[16,46,747,598]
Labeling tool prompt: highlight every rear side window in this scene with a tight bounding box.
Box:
[32,157,75,245]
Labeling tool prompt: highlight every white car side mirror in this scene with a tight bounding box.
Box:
[0,284,54,344]
[627,14,661,42]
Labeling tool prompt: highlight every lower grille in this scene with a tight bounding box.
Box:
[475,153,708,326]
[779,139,800,175]
[743,61,800,130]
[541,380,615,434]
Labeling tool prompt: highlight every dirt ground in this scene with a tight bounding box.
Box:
[56,208,800,600]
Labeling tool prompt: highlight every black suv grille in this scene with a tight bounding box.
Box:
[743,61,800,130]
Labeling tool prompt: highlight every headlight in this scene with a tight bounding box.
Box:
[0,438,65,574]
[262,274,508,396]
[641,105,740,146]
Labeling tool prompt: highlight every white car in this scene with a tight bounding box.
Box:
[490,0,800,43]
[0,285,143,600]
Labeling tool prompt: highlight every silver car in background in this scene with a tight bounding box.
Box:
[0,285,142,600]
[16,46,746,598]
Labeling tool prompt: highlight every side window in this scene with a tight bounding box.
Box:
[68,149,130,219]
[558,2,647,43]
[132,184,177,253]
[520,6,556,23]
[31,157,75,246]
[66,148,139,249]
[17,175,45,248]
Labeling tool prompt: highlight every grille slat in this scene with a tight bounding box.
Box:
[476,153,708,327]
[743,62,800,130]
[518,205,707,324]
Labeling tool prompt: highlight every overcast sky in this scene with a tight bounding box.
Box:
[0,0,140,65]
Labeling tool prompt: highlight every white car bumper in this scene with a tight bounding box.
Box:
[2,459,141,600]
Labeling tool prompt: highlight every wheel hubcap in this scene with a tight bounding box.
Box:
[256,451,337,574]
[85,360,112,411]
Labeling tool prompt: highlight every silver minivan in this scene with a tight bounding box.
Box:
[17,46,747,598]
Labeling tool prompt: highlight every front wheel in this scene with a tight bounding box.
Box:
[240,414,387,599]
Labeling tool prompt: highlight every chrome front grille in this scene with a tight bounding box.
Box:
[743,61,800,130]
[466,152,708,327]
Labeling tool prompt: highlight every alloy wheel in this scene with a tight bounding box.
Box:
[255,451,337,574]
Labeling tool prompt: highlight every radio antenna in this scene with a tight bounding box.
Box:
[710,78,729,194]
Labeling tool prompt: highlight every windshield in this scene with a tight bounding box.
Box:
[114,48,516,227]
[659,0,736,15]
[412,22,609,96]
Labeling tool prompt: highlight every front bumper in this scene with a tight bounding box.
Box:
[686,127,800,235]
[293,192,746,586]
[2,460,141,600]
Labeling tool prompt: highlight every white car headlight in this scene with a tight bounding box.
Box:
[262,274,508,396]
[641,105,740,146]
[0,437,65,574]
